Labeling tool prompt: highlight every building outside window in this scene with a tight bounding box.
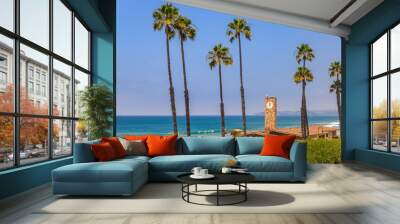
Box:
[41,73,46,83]
[29,67,34,80]
[0,55,7,67]
[371,23,400,154]
[41,85,46,97]
[28,81,34,94]
[0,0,91,170]
[0,54,7,89]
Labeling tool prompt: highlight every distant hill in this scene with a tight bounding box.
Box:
[254,110,338,117]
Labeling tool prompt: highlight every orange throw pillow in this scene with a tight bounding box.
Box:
[146,135,177,157]
[101,137,127,158]
[124,135,148,141]
[260,134,296,159]
[91,142,117,162]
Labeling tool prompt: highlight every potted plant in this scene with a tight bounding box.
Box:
[79,84,113,140]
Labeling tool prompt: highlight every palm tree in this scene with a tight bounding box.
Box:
[227,18,252,135]
[329,61,342,127]
[207,44,233,137]
[153,3,179,135]
[174,16,196,136]
[295,44,315,138]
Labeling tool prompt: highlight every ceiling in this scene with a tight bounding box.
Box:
[169,0,384,38]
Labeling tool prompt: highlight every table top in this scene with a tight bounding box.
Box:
[177,172,255,185]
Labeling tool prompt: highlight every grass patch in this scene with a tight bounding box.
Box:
[306,138,341,164]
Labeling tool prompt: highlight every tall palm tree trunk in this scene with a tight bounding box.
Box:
[336,76,342,128]
[336,90,341,127]
[166,34,178,135]
[218,64,226,137]
[301,61,309,138]
[301,81,306,138]
[179,38,191,136]
[238,35,247,135]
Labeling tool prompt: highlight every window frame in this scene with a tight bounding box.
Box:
[370,21,400,154]
[0,0,92,171]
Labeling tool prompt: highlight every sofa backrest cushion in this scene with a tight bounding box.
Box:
[178,136,235,155]
[73,139,100,163]
[236,137,264,155]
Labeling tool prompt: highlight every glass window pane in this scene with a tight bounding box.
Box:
[372,33,387,76]
[0,116,14,170]
[391,120,400,153]
[20,44,49,115]
[372,121,388,151]
[0,34,14,112]
[372,77,387,119]
[75,18,89,70]
[0,0,14,31]
[391,72,400,118]
[53,59,72,117]
[75,120,88,143]
[20,0,49,49]
[53,119,72,157]
[74,69,89,118]
[20,117,49,165]
[53,0,72,60]
[391,24,400,70]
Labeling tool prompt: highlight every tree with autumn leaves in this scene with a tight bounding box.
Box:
[0,85,59,152]
[372,99,400,142]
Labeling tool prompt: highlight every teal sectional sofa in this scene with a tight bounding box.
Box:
[52,136,307,196]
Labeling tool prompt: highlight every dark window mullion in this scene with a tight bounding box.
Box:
[388,30,391,152]
[71,9,76,155]
[49,0,54,160]
[14,0,21,166]
[370,45,373,149]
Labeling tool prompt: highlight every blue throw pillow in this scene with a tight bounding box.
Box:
[236,137,264,155]
[180,136,235,155]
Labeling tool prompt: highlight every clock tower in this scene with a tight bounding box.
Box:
[265,97,277,132]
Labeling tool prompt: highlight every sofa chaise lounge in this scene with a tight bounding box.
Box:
[52,136,307,196]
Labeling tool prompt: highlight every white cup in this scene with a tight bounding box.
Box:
[221,167,232,174]
[200,169,208,176]
[191,167,202,176]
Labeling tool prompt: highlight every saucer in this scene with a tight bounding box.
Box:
[190,174,215,179]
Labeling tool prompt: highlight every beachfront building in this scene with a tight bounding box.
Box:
[264,96,339,138]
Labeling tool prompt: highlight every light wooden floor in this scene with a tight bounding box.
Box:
[1,163,400,224]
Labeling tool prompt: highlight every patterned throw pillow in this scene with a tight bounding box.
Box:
[119,138,147,156]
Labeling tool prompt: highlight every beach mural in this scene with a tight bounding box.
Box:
[116,1,341,139]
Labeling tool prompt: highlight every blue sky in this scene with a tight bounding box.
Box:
[116,0,341,116]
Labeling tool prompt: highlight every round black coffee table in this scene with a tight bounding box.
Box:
[177,173,255,206]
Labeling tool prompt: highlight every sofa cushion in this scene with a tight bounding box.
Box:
[179,136,235,155]
[236,155,293,172]
[236,137,263,155]
[149,154,235,172]
[53,158,147,183]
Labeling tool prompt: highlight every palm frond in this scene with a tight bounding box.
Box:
[296,43,315,64]
[226,17,252,42]
[207,44,233,70]
[329,61,342,78]
[152,3,179,39]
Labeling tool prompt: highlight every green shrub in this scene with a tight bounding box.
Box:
[306,138,341,164]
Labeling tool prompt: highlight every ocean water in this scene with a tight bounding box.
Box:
[116,115,339,136]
